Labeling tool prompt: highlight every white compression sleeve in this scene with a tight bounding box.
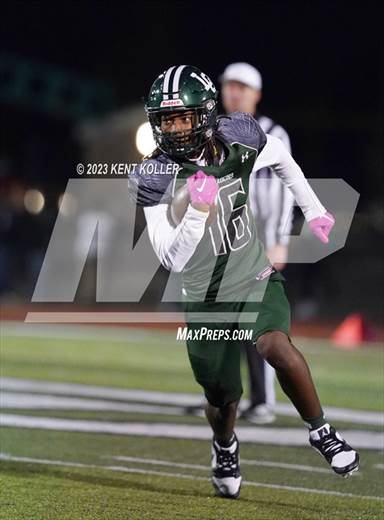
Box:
[254,134,326,221]
[143,204,208,273]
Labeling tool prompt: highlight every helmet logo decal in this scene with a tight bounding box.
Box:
[160,99,185,107]
[162,65,187,100]
[190,72,217,93]
[162,66,177,100]
[171,65,187,98]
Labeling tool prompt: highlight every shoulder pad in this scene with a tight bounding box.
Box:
[216,112,267,152]
[128,153,178,207]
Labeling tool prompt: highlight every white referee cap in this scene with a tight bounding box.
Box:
[220,62,262,91]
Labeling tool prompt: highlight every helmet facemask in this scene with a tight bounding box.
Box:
[146,101,217,159]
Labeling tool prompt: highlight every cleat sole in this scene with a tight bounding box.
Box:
[213,483,241,499]
[311,445,360,478]
[341,464,359,478]
[212,478,242,499]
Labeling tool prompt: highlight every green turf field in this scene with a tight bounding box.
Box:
[1,323,383,519]
[2,324,383,410]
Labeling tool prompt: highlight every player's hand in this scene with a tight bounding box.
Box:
[308,211,335,244]
[187,170,218,210]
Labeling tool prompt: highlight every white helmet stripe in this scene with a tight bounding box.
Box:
[171,65,187,99]
[163,66,176,99]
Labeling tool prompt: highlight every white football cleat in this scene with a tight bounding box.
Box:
[211,434,242,498]
[309,423,360,477]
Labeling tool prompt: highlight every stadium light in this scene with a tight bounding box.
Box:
[135,121,156,156]
[24,189,45,214]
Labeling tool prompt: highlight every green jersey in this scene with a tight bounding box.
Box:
[178,140,278,302]
[129,112,283,303]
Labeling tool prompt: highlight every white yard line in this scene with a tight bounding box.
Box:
[274,403,383,426]
[112,456,208,471]
[1,414,383,450]
[1,392,185,416]
[111,455,332,474]
[0,453,381,501]
[1,377,382,425]
[0,378,201,407]
[242,459,332,473]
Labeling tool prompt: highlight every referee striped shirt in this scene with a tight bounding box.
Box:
[249,115,295,250]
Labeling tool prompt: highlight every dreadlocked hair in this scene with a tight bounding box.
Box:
[199,137,222,166]
[143,148,162,161]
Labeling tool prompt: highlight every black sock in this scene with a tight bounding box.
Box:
[302,411,326,430]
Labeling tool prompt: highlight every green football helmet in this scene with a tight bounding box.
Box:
[145,65,218,158]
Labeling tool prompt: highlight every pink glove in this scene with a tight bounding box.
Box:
[308,211,335,244]
[187,170,218,205]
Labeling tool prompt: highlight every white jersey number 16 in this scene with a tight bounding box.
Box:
[208,178,251,256]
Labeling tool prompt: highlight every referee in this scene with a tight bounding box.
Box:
[220,62,295,424]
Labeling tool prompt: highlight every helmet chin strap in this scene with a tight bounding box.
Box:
[187,146,206,162]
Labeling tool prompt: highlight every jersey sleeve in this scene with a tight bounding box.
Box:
[216,112,267,153]
[144,204,208,273]
[128,155,176,207]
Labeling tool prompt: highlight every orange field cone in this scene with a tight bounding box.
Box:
[331,313,372,349]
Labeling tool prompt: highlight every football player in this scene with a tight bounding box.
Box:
[129,65,359,499]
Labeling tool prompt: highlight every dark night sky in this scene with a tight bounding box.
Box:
[2,2,381,106]
[1,1,383,204]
